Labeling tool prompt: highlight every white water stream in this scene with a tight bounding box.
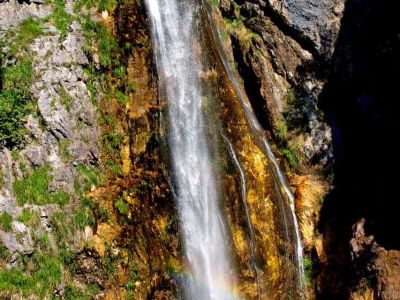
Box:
[144,0,235,299]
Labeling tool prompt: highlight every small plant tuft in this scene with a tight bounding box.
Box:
[0,212,13,232]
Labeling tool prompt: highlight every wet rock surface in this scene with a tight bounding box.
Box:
[215,0,400,298]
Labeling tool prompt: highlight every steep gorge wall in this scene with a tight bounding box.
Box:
[0,0,181,299]
[212,0,400,299]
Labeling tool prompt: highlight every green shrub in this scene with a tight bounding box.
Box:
[13,166,70,206]
[0,212,13,232]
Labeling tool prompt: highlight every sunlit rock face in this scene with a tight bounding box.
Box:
[1,0,398,299]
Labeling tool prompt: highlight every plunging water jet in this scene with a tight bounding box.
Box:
[144,0,236,299]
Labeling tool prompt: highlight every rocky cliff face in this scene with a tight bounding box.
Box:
[1,0,398,299]
[1,0,180,299]
[212,0,400,298]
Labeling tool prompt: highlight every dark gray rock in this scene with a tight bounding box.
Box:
[265,0,345,56]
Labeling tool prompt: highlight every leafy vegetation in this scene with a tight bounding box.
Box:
[0,59,34,147]
[105,159,122,177]
[125,261,138,298]
[13,166,70,206]
[0,212,13,232]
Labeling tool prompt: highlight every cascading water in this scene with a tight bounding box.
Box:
[144,0,235,299]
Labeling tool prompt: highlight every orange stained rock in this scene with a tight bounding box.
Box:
[292,175,327,250]
[90,223,122,257]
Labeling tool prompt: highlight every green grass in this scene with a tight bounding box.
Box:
[101,132,121,154]
[13,166,70,206]
[98,206,110,223]
[105,159,122,177]
[113,65,126,79]
[114,90,128,105]
[0,253,62,298]
[224,16,261,51]
[2,59,33,91]
[115,198,129,215]
[81,16,119,69]
[0,59,34,147]
[303,257,314,283]
[7,18,44,56]
[74,0,117,13]
[0,212,13,232]
[58,139,72,160]
[0,170,5,189]
[51,0,73,39]
[59,86,74,111]
[209,0,219,6]
[75,165,102,195]
[283,148,299,169]
[0,244,10,260]
[18,209,41,228]
[64,283,100,300]
[275,119,288,141]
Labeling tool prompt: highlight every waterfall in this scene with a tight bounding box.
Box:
[144,0,235,299]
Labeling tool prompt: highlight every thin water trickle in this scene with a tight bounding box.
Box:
[144,0,235,299]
